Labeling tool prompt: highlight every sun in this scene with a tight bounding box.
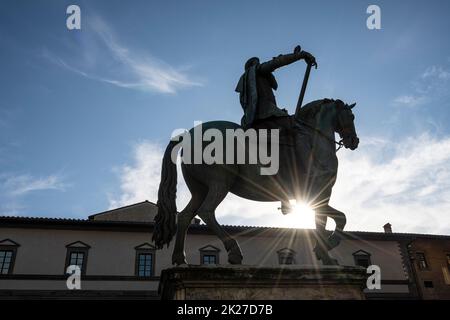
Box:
[276,200,316,229]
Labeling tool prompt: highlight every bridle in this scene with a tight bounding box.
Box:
[294,103,358,152]
[295,118,345,152]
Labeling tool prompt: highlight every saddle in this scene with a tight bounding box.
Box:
[251,115,299,146]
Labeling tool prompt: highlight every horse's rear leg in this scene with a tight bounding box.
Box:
[171,196,203,265]
[172,167,207,265]
[197,187,243,264]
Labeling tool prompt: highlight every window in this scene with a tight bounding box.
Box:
[202,254,217,265]
[355,256,371,268]
[280,255,295,265]
[442,266,450,285]
[199,245,220,265]
[352,250,372,268]
[69,251,85,269]
[277,248,296,265]
[416,252,429,270]
[424,280,434,288]
[444,254,450,285]
[135,243,156,277]
[0,250,13,274]
[137,253,153,277]
[65,241,90,275]
[0,239,20,275]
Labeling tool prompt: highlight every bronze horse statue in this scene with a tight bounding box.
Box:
[152,98,359,265]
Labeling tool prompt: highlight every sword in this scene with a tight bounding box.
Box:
[295,62,315,118]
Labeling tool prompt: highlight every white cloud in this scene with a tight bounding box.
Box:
[393,63,450,107]
[110,134,450,235]
[332,133,450,234]
[109,142,170,208]
[44,16,201,94]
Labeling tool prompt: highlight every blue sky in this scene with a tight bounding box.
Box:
[1,0,450,234]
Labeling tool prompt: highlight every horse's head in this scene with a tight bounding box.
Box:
[335,100,359,150]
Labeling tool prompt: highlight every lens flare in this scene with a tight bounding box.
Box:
[276,200,316,229]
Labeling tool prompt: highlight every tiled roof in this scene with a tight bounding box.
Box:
[1,215,450,240]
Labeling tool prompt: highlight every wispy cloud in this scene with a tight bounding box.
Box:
[110,134,450,234]
[393,63,450,107]
[43,16,201,94]
[393,95,426,107]
[422,65,450,80]
[0,173,67,197]
[0,173,68,215]
[2,174,67,196]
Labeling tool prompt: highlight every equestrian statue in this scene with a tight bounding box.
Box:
[152,45,360,265]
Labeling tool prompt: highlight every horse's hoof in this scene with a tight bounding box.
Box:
[322,258,339,265]
[228,253,243,264]
[313,247,322,261]
[327,233,341,250]
[172,256,188,266]
[313,246,339,265]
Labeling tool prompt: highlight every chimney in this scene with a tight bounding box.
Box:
[383,223,392,233]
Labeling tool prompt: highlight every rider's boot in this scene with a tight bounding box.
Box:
[280,201,293,215]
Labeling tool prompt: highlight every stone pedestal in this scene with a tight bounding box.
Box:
[159,265,367,300]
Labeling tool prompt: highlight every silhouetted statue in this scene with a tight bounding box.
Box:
[153,45,360,266]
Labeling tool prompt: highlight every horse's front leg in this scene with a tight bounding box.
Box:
[313,209,339,265]
[323,204,346,250]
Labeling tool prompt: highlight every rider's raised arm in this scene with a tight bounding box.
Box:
[258,52,304,74]
[258,45,317,74]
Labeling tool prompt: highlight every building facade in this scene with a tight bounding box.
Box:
[406,237,450,299]
[0,201,448,299]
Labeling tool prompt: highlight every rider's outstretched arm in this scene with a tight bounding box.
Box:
[259,53,303,74]
[259,46,316,74]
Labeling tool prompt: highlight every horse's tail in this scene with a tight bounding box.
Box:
[152,140,178,249]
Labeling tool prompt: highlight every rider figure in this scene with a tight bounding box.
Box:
[235,45,316,129]
[235,45,317,215]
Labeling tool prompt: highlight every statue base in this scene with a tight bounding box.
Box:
[158,265,367,300]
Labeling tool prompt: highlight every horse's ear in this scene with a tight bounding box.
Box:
[348,103,356,109]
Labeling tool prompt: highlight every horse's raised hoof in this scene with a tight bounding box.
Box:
[224,239,243,264]
[327,232,341,250]
[322,257,339,265]
[228,252,243,264]
[172,254,188,266]
[313,246,339,265]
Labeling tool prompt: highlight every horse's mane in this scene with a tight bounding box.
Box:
[297,98,335,120]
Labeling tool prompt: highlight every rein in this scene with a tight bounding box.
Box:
[295,118,344,152]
